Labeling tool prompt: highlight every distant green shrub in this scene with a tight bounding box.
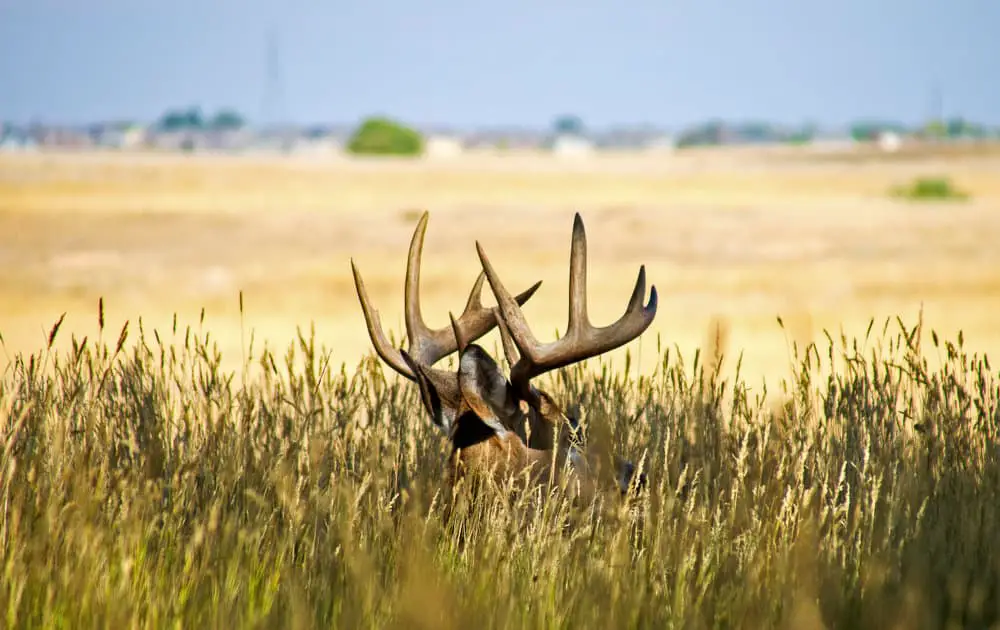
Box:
[347,117,424,156]
[892,176,968,201]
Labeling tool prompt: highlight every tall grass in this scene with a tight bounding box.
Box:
[1,303,998,629]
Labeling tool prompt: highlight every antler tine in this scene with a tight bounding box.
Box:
[356,210,543,379]
[454,270,541,343]
[477,212,658,392]
[567,212,589,335]
[476,241,541,358]
[351,258,416,379]
[492,306,520,370]
[461,272,487,313]
[403,210,543,367]
[448,312,469,354]
[403,211,437,362]
[455,272,542,345]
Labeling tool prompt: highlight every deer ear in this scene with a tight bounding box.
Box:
[400,351,460,433]
[456,345,517,436]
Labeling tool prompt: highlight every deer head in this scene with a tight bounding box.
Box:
[352,211,657,495]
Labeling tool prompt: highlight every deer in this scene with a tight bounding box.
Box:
[351,211,657,499]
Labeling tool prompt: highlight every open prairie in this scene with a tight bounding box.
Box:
[2,146,1000,383]
[4,146,1000,627]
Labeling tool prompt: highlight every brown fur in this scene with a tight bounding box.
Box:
[409,344,630,498]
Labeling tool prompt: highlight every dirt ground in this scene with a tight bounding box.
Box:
[2,147,999,387]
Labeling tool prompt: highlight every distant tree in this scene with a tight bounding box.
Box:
[158,107,204,132]
[850,122,879,142]
[850,119,908,142]
[209,109,246,131]
[923,119,947,139]
[346,117,424,156]
[942,117,986,138]
[553,115,585,136]
[945,117,966,138]
[786,121,818,144]
[786,130,813,145]
[676,120,724,148]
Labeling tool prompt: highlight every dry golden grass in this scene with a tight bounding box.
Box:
[4,147,1000,627]
[2,147,1000,385]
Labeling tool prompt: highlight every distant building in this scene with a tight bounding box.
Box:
[424,134,464,158]
[290,134,342,156]
[148,130,199,152]
[876,130,903,153]
[461,128,546,152]
[0,134,37,152]
[91,123,148,150]
[0,124,36,151]
[550,133,595,158]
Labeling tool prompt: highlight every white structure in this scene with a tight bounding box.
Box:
[877,131,903,153]
[291,135,343,156]
[0,136,37,152]
[424,135,465,158]
[551,134,595,158]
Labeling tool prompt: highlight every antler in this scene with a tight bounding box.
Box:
[351,210,542,381]
[477,212,657,394]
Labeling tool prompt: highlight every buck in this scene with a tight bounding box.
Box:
[351,211,657,496]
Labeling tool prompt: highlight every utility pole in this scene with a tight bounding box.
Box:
[262,28,285,127]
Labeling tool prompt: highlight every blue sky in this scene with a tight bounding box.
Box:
[1,0,996,128]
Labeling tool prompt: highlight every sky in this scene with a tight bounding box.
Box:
[1,0,997,129]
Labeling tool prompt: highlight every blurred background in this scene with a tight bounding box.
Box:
[1,0,998,384]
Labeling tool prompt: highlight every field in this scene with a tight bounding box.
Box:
[3,147,1000,384]
[2,147,1000,627]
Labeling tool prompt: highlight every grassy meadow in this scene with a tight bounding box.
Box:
[2,147,1000,627]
